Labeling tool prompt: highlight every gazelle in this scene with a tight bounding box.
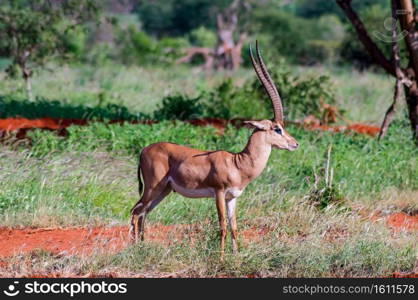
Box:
[130,42,298,258]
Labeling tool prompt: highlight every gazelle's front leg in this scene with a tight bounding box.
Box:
[226,198,238,253]
[215,190,227,260]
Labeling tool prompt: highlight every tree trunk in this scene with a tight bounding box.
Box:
[214,0,244,70]
[336,0,418,143]
[378,0,403,140]
[405,84,418,140]
[397,0,418,142]
[178,0,246,71]
[378,79,403,140]
[22,66,33,102]
[24,75,33,102]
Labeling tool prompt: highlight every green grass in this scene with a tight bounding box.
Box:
[0,63,395,123]
[0,64,417,277]
[0,64,250,115]
[295,65,396,123]
[0,120,417,277]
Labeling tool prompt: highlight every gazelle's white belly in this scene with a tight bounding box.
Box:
[225,187,243,200]
[168,177,215,198]
[168,177,244,200]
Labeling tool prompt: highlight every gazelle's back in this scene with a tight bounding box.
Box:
[140,142,236,190]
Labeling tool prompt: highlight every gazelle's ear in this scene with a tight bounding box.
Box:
[243,120,270,130]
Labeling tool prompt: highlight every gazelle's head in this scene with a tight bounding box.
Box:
[244,119,298,151]
[244,41,298,151]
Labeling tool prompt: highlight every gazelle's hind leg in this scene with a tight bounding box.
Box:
[226,198,238,253]
[130,185,172,243]
[146,185,172,214]
[215,190,227,260]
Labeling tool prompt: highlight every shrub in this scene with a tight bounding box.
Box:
[153,95,205,121]
[250,9,345,65]
[0,95,148,121]
[154,67,339,122]
[235,65,337,121]
[188,26,217,48]
[116,25,189,65]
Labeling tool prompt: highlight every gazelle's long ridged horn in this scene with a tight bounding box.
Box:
[249,41,284,122]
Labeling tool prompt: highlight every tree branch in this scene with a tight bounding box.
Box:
[398,0,418,79]
[378,0,404,140]
[336,0,395,75]
[336,0,412,86]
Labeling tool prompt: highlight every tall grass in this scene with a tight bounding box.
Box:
[0,65,416,277]
[1,120,416,226]
[0,64,395,123]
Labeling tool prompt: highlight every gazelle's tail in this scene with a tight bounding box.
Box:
[137,149,144,196]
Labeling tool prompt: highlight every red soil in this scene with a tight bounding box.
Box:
[0,118,88,131]
[0,225,269,258]
[391,272,418,278]
[0,117,380,139]
[0,226,130,257]
[386,212,418,232]
[303,122,380,137]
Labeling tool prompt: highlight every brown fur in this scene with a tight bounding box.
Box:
[130,120,298,258]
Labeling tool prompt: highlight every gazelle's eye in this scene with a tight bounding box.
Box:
[274,127,282,135]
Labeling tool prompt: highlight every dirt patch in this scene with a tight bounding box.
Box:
[0,118,87,131]
[386,212,418,232]
[0,117,380,140]
[0,225,270,258]
[355,205,418,233]
[0,226,130,257]
[391,272,418,278]
[302,122,380,137]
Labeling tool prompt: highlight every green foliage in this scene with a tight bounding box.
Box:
[0,0,100,65]
[1,110,416,277]
[0,95,147,121]
[251,8,345,65]
[23,120,417,198]
[293,0,389,20]
[0,0,100,99]
[150,67,337,121]
[116,25,189,65]
[136,0,224,37]
[28,121,220,156]
[157,37,190,64]
[293,0,343,19]
[0,62,337,122]
[117,25,157,65]
[243,65,337,120]
[188,26,217,48]
[60,25,88,61]
[153,95,205,121]
[307,146,345,210]
[339,5,393,70]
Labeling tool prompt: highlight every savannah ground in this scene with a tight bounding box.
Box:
[0,64,417,277]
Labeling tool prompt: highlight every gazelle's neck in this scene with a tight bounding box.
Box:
[234,130,272,182]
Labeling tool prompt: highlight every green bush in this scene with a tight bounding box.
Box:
[136,0,216,37]
[0,95,148,121]
[338,5,395,69]
[156,36,190,64]
[188,26,217,48]
[153,95,205,121]
[116,25,189,65]
[153,66,337,121]
[250,9,345,65]
[231,65,337,121]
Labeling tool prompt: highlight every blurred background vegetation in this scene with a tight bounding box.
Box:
[0,1,417,277]
[0,0,405,124]
[0,0,393,68]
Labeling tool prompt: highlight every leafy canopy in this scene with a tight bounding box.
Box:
[0,0,100,74]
